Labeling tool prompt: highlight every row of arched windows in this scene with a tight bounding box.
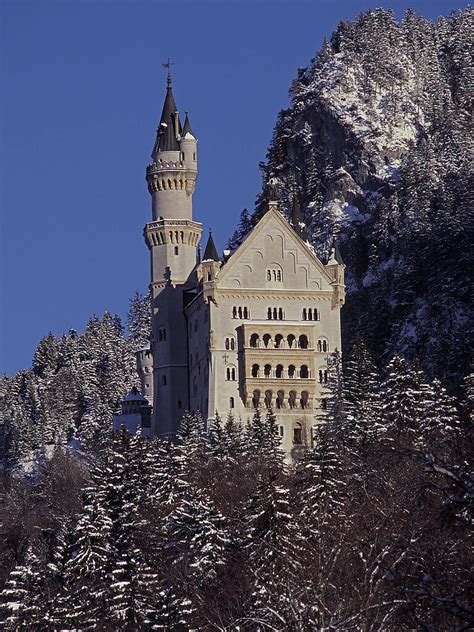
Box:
[302,308,319,321]
[232,306,250,319]
[225,337,236,350]
[249,333,309,349]
[317,339,328,352]
[252,389,310,410]
[251,364,310,379]
[267,307,284,320]
[266,268,282,282]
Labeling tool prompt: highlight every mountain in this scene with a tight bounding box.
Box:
[237,7,472,390]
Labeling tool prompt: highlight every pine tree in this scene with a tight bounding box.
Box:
[127,291,152,351]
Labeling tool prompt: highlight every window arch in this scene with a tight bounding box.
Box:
[250,333,259,348]
[227,366,236,381]
[243,307,248,319]
[299,334,308,349]
[287,334,296,349]
[265,390,273,409]
[233,306,237,318]
[301,391,309,409]
[251,364,260,378]
[278,307,283,320]
[276,390,285,409]
[300,365,309,379]
[275,364,284,378]
[230,338,235,350]
[293,422,303,445]
[266,267,283,284]
[274,334,283,349]
[231,368,236,381]
[288,390,297,409]
[238,307,242,319]
[263,334,272,348]
[317,338,328,353]
[252,389,260,408]
[302,308,307,321]
[264,364,272,378]
[288,364,296,378]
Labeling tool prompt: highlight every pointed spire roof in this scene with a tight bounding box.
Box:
[328,237,344,265]
[152,75,181,155]
[203,231,220,262]
[182,111,195,138]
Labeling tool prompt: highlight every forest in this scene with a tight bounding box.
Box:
[1,6,472,631]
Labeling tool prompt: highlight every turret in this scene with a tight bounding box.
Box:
[136,344,154,404]
[145,74,198,221]
[326,237,345,308]
[201,231,221,302]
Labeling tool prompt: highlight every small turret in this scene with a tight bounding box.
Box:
[202,231,221,302]
[136,343,154,404]
[326,237,345,308]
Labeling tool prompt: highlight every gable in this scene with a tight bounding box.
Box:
[217,208,334,292]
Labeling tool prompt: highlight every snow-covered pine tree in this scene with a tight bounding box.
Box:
[126,291,152,351]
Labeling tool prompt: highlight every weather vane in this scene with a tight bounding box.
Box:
[162,58,175,85]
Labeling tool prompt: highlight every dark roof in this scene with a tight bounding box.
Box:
[330,237,344,264]
[203,232,220,262]
[182,112,195,138]
[152,78,181,154]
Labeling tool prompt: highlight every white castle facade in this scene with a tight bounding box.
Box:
[119,76,345,455]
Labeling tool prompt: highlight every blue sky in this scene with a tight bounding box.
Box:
[0,0,461,374]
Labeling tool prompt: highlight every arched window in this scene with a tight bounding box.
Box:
[323,340,328,352]
[289,390,297,409]
[314,308,319,321]
[238,307,243,319]
[225,338,230,350]
[250,334,259,348]
[274,334,283,349]
[277,270,282,282]
[275,364,284,378]
[300,365,309,379]
[317,339,328,353]
[231,368,236,381]
[230,338,235,350]
[299,334,308,349]
[287,334,295,349]
[317,340,322,352]
[293,422,303,445]
[267,307,272,320]
[229,397,235,409]
[263,334,271,348]
[243,307,248,319]
[273,307,278,320]
[265,390,273,409]
[264,364,272,378]
[251,364,260,378]
[302,308,307,321]
[233,306,237,318]
[301,391,309,409]
[276,390,285,409]
[288,365,296,378]
[278,308,283,320]
[252,389,260,408]
[226,368,231,381]
[308,309,313,321]
[267,270,272,281]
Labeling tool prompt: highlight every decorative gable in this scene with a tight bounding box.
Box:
[217,208,333,292]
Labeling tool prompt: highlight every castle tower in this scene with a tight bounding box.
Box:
[136,344,154,403]
[144,73,202,436]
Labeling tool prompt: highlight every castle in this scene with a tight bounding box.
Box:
[115,74,345,454]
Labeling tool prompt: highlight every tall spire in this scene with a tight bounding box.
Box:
[152,72,181,155]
